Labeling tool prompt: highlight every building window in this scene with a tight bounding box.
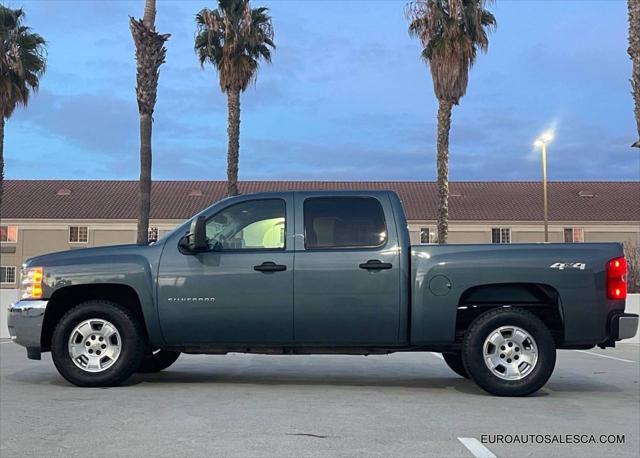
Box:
[0,266,17,284]
[0,225,17,242]
[69,226,88,243]
[148,227,159,243]
[491,227,511,244]
[420,227,436,244]
[564,227,584,243]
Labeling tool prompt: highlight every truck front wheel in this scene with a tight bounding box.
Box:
[462,308,556,397]
[51,300,145,387]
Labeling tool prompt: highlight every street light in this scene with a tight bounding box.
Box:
[534,131,554,242]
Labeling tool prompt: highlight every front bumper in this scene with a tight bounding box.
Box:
[7,300,48,360]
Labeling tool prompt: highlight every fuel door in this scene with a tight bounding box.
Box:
[429,275,452,296]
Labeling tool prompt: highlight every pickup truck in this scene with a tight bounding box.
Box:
[8,191,638,396]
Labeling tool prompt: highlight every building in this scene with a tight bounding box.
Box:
[1,180,639,288]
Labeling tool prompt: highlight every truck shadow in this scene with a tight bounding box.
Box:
[130,370,490,394]
[4,355,627,396]
[131,369,627,396]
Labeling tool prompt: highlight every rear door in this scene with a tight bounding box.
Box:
[293,192,401,344]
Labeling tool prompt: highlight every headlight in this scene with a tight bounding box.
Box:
[21,267,44,300]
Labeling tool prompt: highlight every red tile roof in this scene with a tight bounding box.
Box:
[1,180,639,222]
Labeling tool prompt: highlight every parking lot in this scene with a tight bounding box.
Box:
[0,341,638,457]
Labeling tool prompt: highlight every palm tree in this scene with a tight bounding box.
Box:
[0,6,46,214]
[195,0,275,196]
[130,0,170,244]
[407,0,495,243]
[629,0,640,148]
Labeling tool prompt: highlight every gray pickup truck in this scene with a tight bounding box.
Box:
[8,191,638,395]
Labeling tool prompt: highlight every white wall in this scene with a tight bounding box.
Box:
[1,289,19,339]
[625,294,640,344]
[1,289,638,342]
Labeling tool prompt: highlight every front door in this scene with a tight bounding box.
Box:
[293,193,401,344]
[157,196,294,345]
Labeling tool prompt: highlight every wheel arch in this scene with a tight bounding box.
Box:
[41,283,150,351]
[456,283,564,345]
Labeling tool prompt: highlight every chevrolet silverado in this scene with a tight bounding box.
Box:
[7,191,638,395]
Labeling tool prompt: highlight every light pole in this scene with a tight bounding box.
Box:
[534,132,554,242]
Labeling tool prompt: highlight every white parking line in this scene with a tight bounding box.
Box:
[429,352,444,360]
[575,350,635,363]
[458,437,496,458]
[0,340,14,344]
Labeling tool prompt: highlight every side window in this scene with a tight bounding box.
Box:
[205,199,286,251]
[420,227,436,244]
[491,227,511,244]
[304,197,387,249]
[0,225,18,242]
[0,266,17,284]
[564,227,584,243]
[69,226,88,243]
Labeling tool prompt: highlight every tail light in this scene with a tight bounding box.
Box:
[606,257,627,300]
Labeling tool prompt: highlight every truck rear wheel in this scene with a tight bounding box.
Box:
[441,352,469,378]
[462,308,556,396]
[137,350,180,373]
[51,300,144,387]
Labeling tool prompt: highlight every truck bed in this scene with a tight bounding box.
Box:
[409,242,625,347]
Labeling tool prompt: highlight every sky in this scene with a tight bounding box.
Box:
[3,0,640,182]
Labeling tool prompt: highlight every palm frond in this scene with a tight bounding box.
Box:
[194,0,275,93]
[0,5,47,118]
[406,0,495,103]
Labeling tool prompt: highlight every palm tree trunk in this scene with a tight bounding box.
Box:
[629,0,640,147]
[130,1,169,244]
[143,0,156,28]
[136,113,152,245]
[436,99,453,244]
[0,116,4,214]
[226,89,241,197]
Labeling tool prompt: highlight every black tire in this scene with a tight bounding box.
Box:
[51,300,145,387]
[442,352,469,378]
[462,308,556,397]
[137,350,180,373]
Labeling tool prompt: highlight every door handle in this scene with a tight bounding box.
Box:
[359,259,392,270]
[254,262,287,272]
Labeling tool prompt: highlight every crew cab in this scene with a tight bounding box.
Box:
[8,191,638,395]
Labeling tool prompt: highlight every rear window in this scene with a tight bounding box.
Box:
[304,197,387,249]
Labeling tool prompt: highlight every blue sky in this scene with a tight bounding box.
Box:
[4,0,639,181]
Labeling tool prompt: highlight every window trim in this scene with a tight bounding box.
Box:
[0,266,17,285]
[68,226,89,244]
[303,196,389,251]
[0,225,18,243]
[491,227,511,244]
[202,198,288,253]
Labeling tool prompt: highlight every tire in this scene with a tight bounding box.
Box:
[137,350,180,373]
[462,308,556,397]
[442,352,469,378]
[51,300,145,387]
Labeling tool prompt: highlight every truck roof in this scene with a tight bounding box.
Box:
[234,190,398,198]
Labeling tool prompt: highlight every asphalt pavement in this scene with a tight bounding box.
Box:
[1,340,638,457]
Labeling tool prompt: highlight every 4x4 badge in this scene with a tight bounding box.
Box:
[550,262,586,270]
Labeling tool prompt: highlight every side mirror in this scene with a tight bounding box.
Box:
[181,215,208,253]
